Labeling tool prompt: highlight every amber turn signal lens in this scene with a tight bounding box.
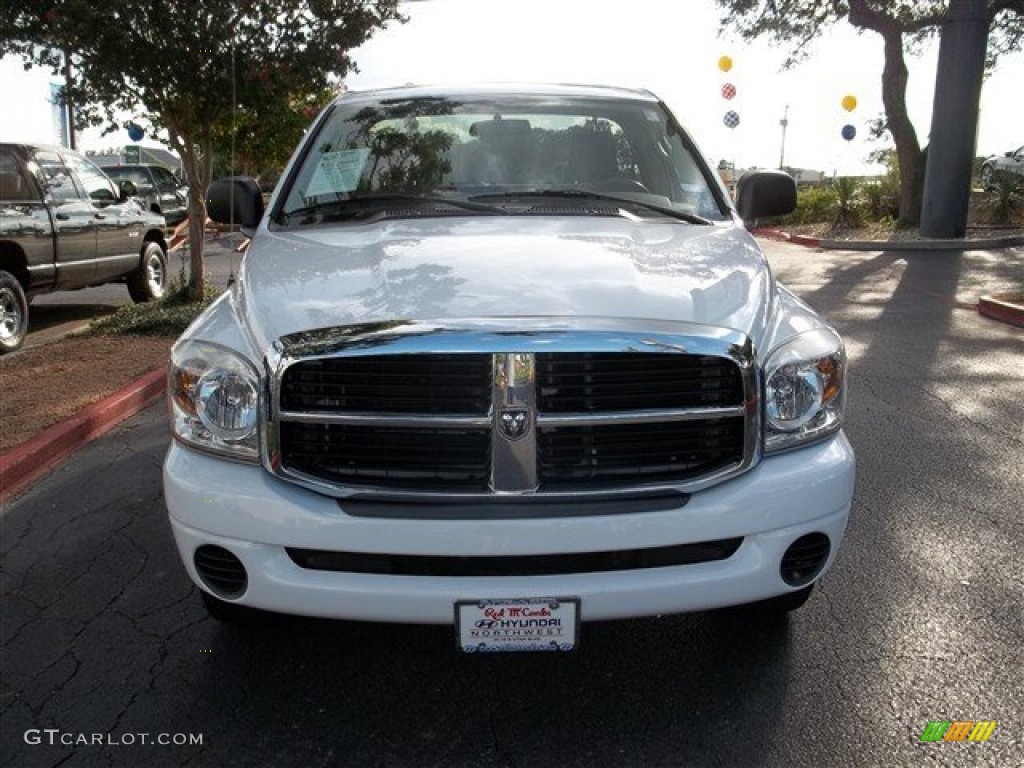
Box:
[818,357,841,403]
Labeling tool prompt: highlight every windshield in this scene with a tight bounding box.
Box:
[277,92,728,225]
[105,168,151,187]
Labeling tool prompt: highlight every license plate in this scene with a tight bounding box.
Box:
[455,597,580,653]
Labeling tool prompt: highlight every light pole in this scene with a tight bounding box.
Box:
[778,104,789,170]
[63,49,76,150]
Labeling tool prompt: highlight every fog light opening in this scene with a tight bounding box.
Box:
[194,545,248,599]
[780,533,830,587]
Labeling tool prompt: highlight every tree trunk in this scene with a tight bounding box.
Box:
[879,31,926,226]
[920,0,990,238]
[167,126,208,301]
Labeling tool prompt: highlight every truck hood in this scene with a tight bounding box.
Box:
[238,217,773,353]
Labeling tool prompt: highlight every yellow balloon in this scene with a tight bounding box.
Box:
[842,94,857,112]
[718,55,733,73]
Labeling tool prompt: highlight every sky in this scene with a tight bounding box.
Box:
[2,0,1021,176]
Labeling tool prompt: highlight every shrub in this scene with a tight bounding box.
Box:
[766,186,837,226]
[88,280,221,337]
[832,177,861,228]
[981,173,1024,224]
[860,179,900,221]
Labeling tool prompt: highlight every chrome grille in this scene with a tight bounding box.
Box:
[269,325,758,500]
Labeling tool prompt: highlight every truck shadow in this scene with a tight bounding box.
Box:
[194,604,795,766]
[23,302,119,342]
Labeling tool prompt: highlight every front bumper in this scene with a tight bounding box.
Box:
[164,432,855,623]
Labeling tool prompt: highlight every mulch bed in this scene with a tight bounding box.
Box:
[0,335,176,452]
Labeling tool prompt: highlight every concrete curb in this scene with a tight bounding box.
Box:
[978,294,1024,327]
[0,367,166,503]
[752,227,1024,251]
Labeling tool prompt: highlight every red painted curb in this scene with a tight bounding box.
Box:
[749,228,791,243]
[750,228,822,247]
[789,234,821,247]
[0,366,167,503]
[978,295,1024,328]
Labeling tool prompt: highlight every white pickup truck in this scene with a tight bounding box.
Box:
[164,83,854,653]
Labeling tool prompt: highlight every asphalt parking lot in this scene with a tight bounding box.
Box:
[2,241,1022,767]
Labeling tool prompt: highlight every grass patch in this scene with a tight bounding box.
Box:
[88,281,222,337]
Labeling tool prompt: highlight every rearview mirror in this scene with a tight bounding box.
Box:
[207,176,264,235]
[735,170,797,222]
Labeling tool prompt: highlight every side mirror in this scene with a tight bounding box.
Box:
[119,180,138,200]
[207,176,264,235]
[90,188,117,207]
[735,170,797,222]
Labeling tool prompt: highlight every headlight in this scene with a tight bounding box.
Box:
[763,328,846,454]
[169,340,260,461]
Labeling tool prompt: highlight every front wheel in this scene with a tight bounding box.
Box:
[201,591,276,625]
[127,241,168,303]
[748,585,814,614]
[980,165,994,189]
[0,270,29,354]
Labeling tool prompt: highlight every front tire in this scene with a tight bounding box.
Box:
[0,270,29,354]
[127,241,168,303]
[201,591,276,625]
[749,585,814,614]
[980,165,994,189]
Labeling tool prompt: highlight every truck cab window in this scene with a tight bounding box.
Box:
[0,149,35,201]
[33,151,80,203]
[65,153,118,206]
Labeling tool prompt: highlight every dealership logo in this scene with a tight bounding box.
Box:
[919,720,997,742]
[498,408,529,440]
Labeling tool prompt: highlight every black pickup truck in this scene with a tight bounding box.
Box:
[0,142,169,353]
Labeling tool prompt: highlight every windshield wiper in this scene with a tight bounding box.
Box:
[277,193,504,225]
[469,189,714,225]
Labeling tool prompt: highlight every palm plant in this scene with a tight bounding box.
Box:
[982,173,1024,224]
[832,177,861,229]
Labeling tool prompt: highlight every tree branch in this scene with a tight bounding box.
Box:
[847,0,899,35]
[847,0,946,36]
[989,0,1024,19]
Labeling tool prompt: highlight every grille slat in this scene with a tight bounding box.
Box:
[287,538,743,576]
[280,422,490,490]
[538,418,744,489]
[281,354,492,414]
[536,352,743,412]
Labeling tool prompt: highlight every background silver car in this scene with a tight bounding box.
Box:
[980,145,1024,188]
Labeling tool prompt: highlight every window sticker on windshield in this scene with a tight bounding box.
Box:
[305,148,372,197]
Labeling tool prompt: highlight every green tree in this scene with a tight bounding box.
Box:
[714,0,1024,226]
[0,1,403,298]
[212,85,337,179]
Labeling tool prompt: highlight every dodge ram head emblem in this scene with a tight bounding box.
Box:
[499,408,530,440]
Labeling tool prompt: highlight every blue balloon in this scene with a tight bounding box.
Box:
[127,123,144,142]
[841,124,856,141]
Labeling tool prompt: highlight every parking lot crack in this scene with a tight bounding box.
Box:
[487,704,515,768]
[818,588,859,711]
[922,387,1023,446]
